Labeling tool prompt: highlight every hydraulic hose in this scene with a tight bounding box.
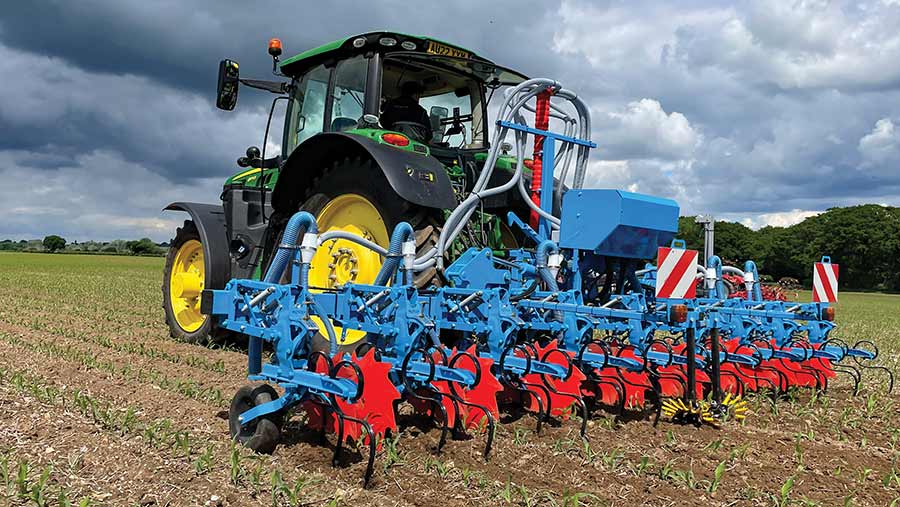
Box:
[707,255,728,299]
[265,211,317,283]
[309,297,339,355]
[374,222,414,286]
[535,240,560,292]
[744,260,762,301]
[318,230,388,256]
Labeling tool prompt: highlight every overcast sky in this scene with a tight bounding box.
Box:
[2,0,899,242]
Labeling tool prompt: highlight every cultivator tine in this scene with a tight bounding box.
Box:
[444,347,501,458]
[498,344,548,433]
[329,403,377,487]
[400,348,455,453]
[833,364,861,395]
[518,379,552,432]
[851,340,894,393]
[575,340,632,415]
[536,343,589,438]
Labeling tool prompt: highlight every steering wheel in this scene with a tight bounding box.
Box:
[390,121,432,143]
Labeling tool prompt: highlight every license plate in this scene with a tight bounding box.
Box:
[426,40,470,59]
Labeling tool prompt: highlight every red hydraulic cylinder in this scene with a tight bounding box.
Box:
[529,90,553,230]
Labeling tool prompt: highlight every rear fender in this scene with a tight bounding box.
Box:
[163,202,231,292]
[271,132,457,214]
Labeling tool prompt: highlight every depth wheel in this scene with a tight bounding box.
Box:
[163,220,216,344]
[229,384,282,454]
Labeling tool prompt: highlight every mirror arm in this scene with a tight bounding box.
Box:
[239,79,289,94]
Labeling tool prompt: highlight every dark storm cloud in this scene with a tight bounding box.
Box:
[1,0,900,241]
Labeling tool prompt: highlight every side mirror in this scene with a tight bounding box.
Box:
[216,59,240,111]
[429,106,449,142]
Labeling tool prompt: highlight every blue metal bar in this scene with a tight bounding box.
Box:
[506,211,542,245]
[496,121,596,148]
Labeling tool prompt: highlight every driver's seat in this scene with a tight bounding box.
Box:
[381,97,432,142]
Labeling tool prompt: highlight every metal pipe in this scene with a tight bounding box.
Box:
[449,290,483,313]
[357,289,390,312]
[242,286,275,312]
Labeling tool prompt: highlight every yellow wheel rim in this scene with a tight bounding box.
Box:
[309,194,389,345]
[169,239,207,333]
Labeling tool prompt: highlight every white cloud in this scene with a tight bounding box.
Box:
[735,209,822,230]
[597,99,700,161]
[859,118,900,165]
[0,149,223,242]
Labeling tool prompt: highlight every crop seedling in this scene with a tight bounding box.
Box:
[707,460,727,494]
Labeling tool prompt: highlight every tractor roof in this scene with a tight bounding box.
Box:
[279,31,529,85]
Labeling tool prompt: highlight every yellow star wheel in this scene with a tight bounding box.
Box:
[702,393,750,427]
[661,398,704,425]
[662,393,750,427]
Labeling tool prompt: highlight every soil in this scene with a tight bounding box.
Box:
[0,260,898,506]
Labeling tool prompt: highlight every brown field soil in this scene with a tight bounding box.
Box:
[0,252,898,506]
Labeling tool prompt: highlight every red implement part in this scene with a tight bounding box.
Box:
[407,347,502,431]
[529,90,553,230]
[578,343,623,406]
[667,342,709,399]
[408,379,460,426]
[304,350,401,446]
[609,347,654,409]
[722,339,780,392]
[520,340,586,418]
[451,346,503,429]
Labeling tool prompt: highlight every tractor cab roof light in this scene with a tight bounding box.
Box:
[352,37,366,48]
[268,38,283,57]
[400,41,417,51]
[379,37,398,47]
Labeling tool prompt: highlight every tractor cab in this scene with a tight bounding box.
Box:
[276,32,528,159]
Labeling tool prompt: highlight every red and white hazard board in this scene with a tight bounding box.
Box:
[812,261,839,303]
[656,247,699,299]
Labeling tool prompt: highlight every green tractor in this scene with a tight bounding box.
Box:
[162,32,533,345]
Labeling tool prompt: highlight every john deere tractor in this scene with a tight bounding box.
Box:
[162,32,533,345]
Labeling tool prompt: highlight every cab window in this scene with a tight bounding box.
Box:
[382,56,486,149]
[329,55,368,132]
[285,64,329,153]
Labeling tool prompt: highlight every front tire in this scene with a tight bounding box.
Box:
[162,220,215,343]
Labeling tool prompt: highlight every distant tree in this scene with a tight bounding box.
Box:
[126,238,161,255]
[0,240,21,252]
[678,204,900,291]
[42,235,66,252]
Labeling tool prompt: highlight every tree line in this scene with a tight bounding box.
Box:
[0,236,166,256]
[678,204,900,292]
[2,204,897,291]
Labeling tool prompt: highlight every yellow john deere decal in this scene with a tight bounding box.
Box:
[234,167,261,181]
[426,40,470,59]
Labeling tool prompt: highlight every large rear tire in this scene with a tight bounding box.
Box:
[162,220,216,344]
[279,156,443,352]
